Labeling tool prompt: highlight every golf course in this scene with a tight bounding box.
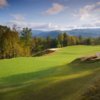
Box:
[0,45,100,100]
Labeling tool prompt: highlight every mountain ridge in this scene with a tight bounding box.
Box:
[32,28,100,38]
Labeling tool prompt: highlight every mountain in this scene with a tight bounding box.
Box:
[67,28,100,37]
[32,30,62,38]
[32,28,100,38]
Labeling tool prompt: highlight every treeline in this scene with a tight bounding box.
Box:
[0,25,100,59]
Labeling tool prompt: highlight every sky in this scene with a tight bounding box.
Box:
[0,0,100,30]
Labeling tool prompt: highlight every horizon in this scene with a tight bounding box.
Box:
[0,0,100,30]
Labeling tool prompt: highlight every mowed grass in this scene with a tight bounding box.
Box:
[0,45,100,100]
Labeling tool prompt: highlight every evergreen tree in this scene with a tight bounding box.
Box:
[46,36,51,48]
[21,28,32,47]
[57,33,64,47]
[21,28,32,56]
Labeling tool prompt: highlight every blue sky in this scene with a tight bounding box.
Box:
[0,0,100,30]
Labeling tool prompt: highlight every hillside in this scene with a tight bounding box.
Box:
[32,28,100,38]
[0,46,100,100]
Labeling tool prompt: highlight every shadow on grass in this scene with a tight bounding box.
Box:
[0,59,100,100]
[1,59,100,86]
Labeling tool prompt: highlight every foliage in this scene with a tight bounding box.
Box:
[0,26,20,58]
[0,25,100,59]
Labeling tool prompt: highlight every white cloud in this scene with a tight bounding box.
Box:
[81,20,100,28]
[11,14,25,21]
[7,19,100,30]
[6,14,68,30]
[7,21,62,30]
[7,20,27,28]
[0,0,8,8]
[6,14,87,30]
[74,2,100,21]
[6,14,27,29]
[7,18,73,30]
[6,13,100,30]
[44,3,65,15]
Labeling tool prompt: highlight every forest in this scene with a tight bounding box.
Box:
[0,25,100,59]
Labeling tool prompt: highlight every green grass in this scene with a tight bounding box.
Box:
[0,45,100,100]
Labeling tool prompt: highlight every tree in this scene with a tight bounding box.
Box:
[0,29,20,58]
[57,33,64,47]
[95,37,100,45]
[78,35,83,44]
[63,33,70,46]
[46,36,51,48]
[0,26,10,56]
[50,39,58,48]
[21,28,32,46]
[21,28,32,56]
[70,36,77,45]
[84,38,94,45]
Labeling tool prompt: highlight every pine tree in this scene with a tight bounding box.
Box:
[57,33,64,47]
[21,28,32,56]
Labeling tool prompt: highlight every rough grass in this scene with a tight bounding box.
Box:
[81,79,100,100]
[0,45,100,100]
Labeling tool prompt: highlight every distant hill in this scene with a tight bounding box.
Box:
[32,30,62,38]
[68,28,100,37]
[32,28,100,38]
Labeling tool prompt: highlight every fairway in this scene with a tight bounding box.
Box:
[0,45,100,100]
